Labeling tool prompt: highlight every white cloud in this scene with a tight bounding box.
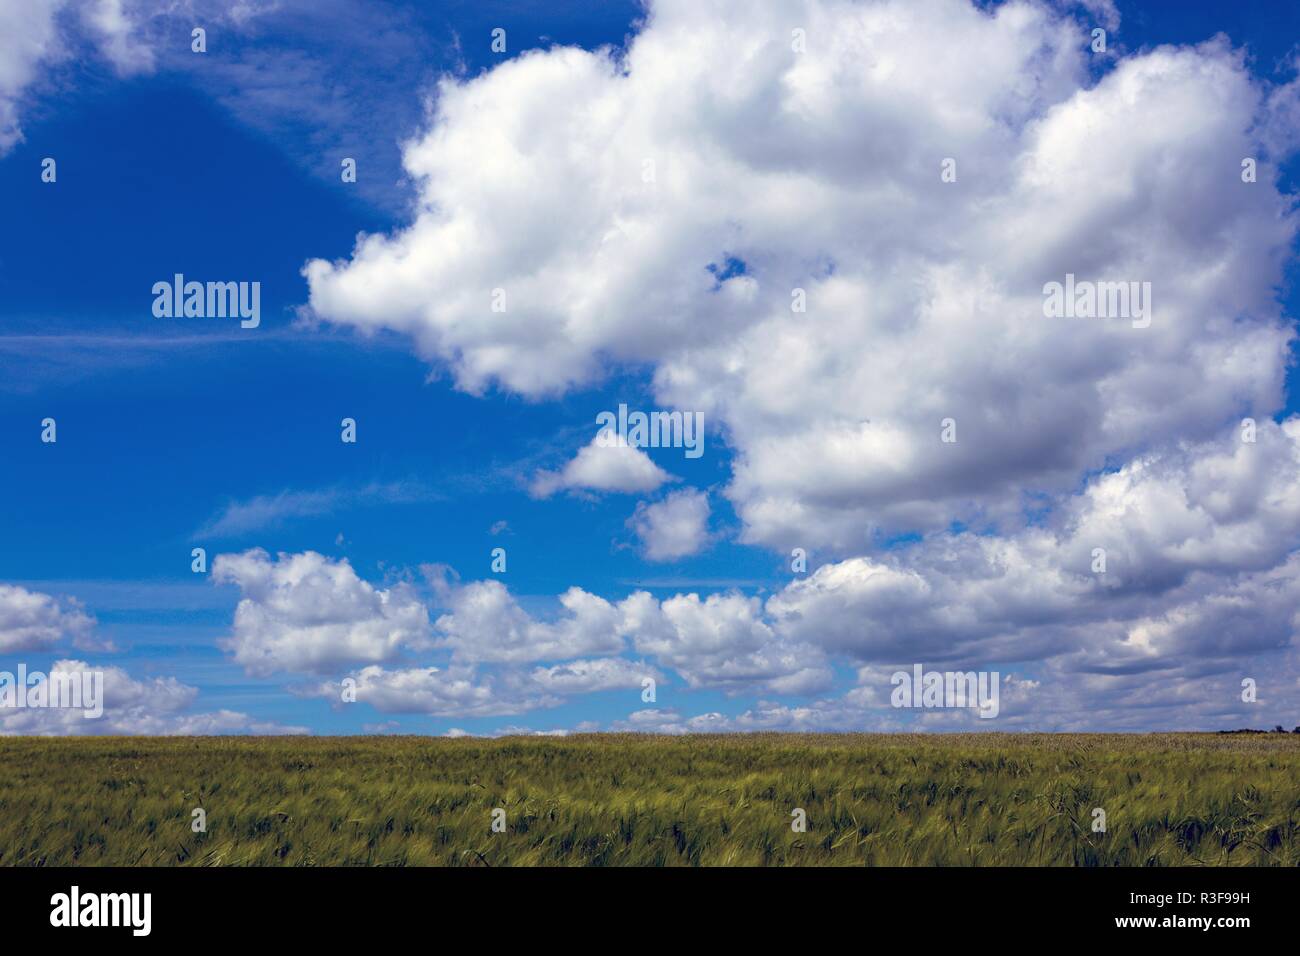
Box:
[213,549,431,676]
[426,574,830,695]
[0,0,65,153]
[0,584,96,652]
[0,0,1249,733]
[0,0,155,154]
[416,418,1300,723]
[443,725,572,738]
[621,589,832,694]
[1261,75,1300,160]
[80,0,154,74]
[0,659,307,735]
[606,696,902,734]
[434,580,625,663]
[529,657,656,694]
[290,0,1300,731]
[767,419,1300,670]
[597,657,1292,734]
[491,726,571,737]
[1071,0,1119,32]
[531,432,675,497]
[306,657,653,718]
[629,487,711,561]
[303,0,1296,557]
[306,663,558,718]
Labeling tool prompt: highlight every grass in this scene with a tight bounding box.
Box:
[0,733,1296,866]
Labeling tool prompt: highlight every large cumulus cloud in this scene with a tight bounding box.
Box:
[304,0,1297,552]
[288,0,1300,731]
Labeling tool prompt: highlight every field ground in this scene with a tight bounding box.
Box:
[0,733,1297,866]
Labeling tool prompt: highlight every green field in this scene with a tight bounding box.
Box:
[1,733,1297,866]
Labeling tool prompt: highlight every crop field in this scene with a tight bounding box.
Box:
[0,733,1296,866]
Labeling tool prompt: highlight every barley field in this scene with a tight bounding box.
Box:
[0,733,1296,866]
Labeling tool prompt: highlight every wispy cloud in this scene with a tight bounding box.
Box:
[0,325,412,392]
[0,327,290,392]
[153,0,444,212]
[199,480,442,537]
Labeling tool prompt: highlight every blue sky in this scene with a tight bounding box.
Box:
[1,0,1298,735]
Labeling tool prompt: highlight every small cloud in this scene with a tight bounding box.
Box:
[629,488,712,562]
[492,726,570,737]
[531,433,676,498]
